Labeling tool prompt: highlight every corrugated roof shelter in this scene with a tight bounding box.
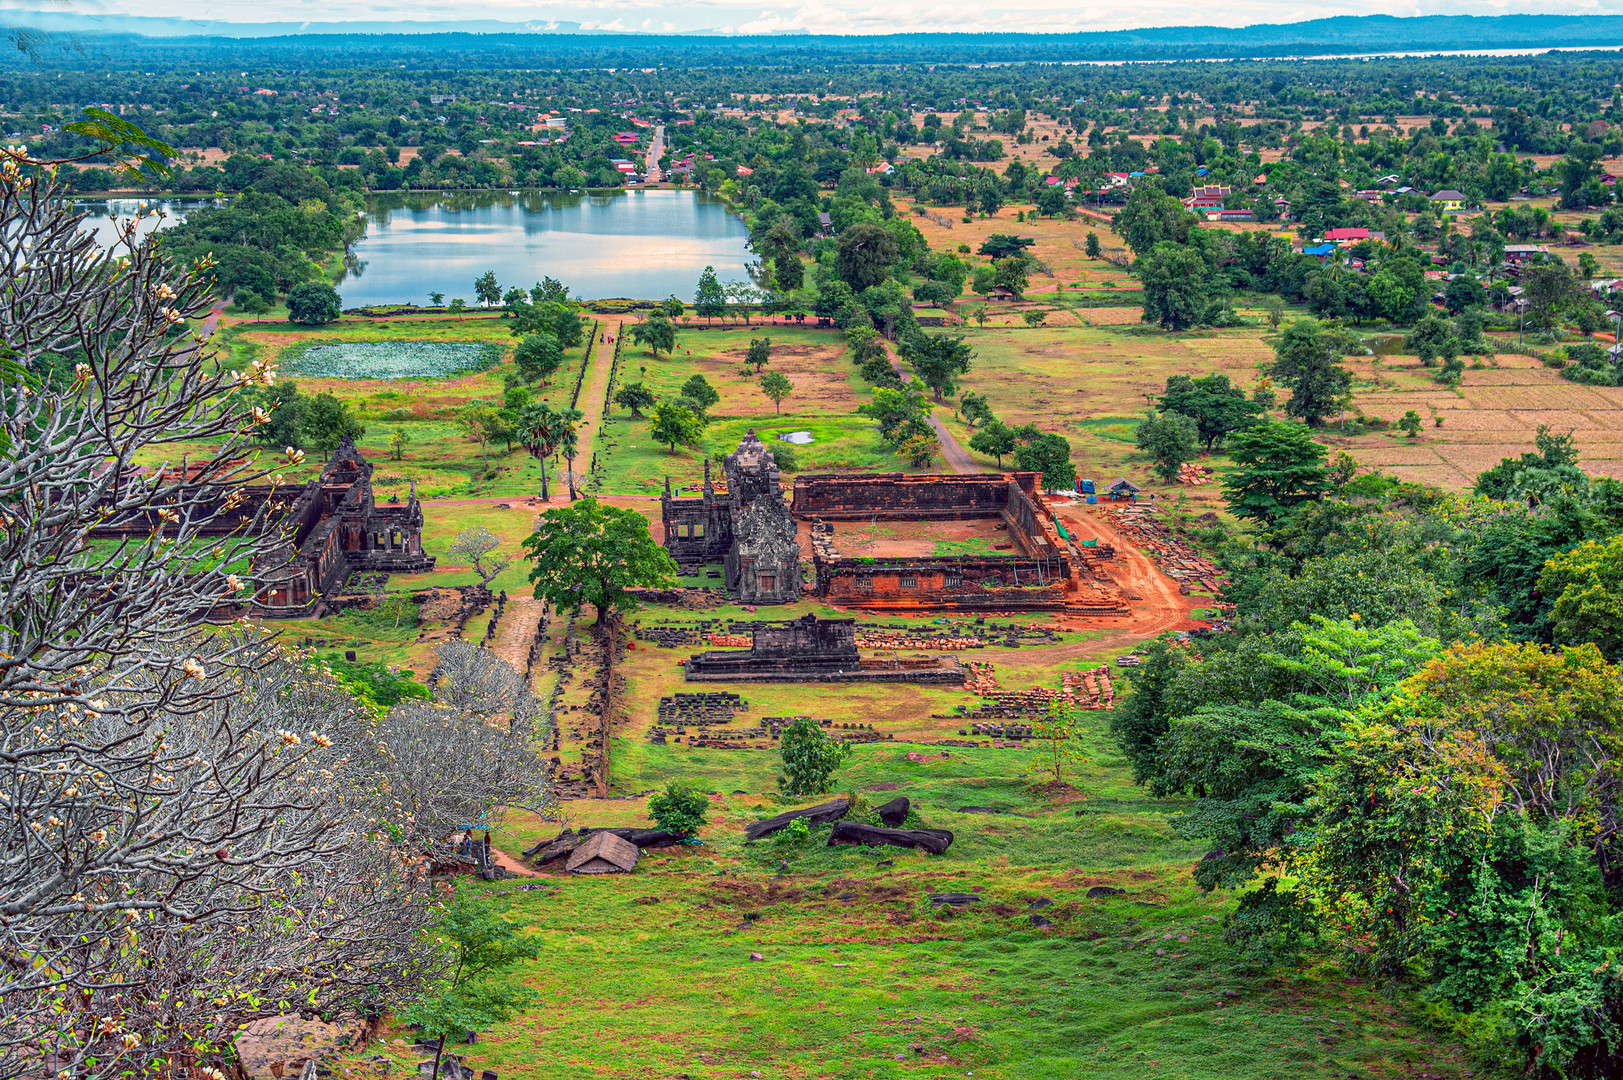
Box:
[565,830,640,874]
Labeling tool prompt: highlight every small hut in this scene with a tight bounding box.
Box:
[565,831,640,874]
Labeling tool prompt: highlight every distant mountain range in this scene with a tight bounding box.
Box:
[7,12,1623,62]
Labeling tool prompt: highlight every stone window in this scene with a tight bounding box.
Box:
[855,576,874,592]
[676,524,690,538]
[693,522,705,537]
[899,576,917,589]
[759,575,776,591]
[944,574,961,587]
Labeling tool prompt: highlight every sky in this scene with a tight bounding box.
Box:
[17,0,1623,36]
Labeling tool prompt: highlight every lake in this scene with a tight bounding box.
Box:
[339,189,754,305]
[71,197,218,248]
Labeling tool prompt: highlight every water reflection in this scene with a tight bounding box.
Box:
[70,198,218,248]
[342,188,752,304]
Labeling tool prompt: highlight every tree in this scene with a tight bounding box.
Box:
[631,312,677,357]
[1113,183,1197,258]
[400,894,540,1080]
[778,715,852,797]
[518,401,582,502]
[650,401,705,453]
[969,418,1016,465]
[524,497,677,627]
[1399,409,1423,438]
[613,382,656,417]
[1539,534,1623,661]
[0,166,442,1080]
[846,325,888,368]
[449,297,468,318]
[236,288,271,321]
[287,280,341,325]
[835,222,900,290]
[859,378,934,447]
[474,269,502,307]
[245,380,307,450]
[1443,275,1486,313]
[904,332,975,401]
[514,331,564,384]
[1262,295,1285,328]
[898,432,940,466]
[510,300,587,348]
[1135,409,1201,481]
[680,374,719,416]
[662,295,684,319]
[1268,319,1354,427]
[1035,182,1067,218]
[448,525,511,586]
[430,291,446,305]
[1159,373,1263,450]
[303,392,365,454]
[459,402,501,472]
[1012,426,1077,490]
[971,264,998,298]
[1030,703,1087,785]
[1523,258,1581,330]
[993,255,1030,299]
[694,265,726,323]
[1221,421,1330,523]
[747,336,773,372]
[390,427,410,461]
[1084,231,1102,258]
[759,370,793,414]
[1138,241,1209,330]
[958,391,994,428]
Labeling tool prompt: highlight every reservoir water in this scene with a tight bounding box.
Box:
[71,189,755,306]
[339,189,754,305]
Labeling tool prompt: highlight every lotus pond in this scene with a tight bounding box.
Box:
[281,340,503,380]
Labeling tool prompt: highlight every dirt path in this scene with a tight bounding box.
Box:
[884,341,980,475]
[488,843,543,878]
[570,318,621,486]
[491,596,543,678]
[1052,503,1203,650]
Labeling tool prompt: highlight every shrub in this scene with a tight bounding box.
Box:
[648,782,709,837]
[778,716,851,797]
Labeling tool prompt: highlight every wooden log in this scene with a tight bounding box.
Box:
[826,820,954,854]
[743,799,851,840]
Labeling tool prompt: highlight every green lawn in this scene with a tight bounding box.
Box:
[351,700,1474,1080]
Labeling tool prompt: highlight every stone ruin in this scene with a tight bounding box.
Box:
[659,430,801,605]
[796,471,1128,616]
[93,437,435,618]
[683,613,966,684]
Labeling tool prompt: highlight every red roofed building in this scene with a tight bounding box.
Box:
[1324,228,1370,244]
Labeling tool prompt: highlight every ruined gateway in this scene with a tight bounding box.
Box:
[659,430,802,605]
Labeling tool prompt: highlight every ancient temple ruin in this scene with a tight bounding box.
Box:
[660,430,802,605]
[660,442,1130,617]
[92,437,435,618]
[684,614,966,683]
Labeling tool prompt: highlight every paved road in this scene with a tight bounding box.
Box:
[644,125,665,182]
